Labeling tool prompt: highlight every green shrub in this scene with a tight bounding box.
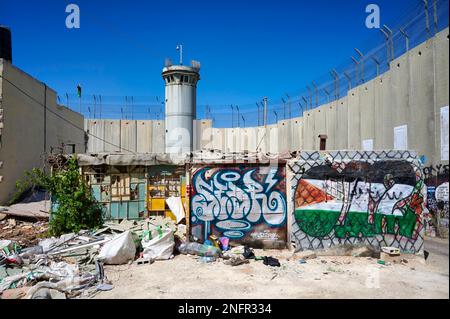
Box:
[10,156,103,236]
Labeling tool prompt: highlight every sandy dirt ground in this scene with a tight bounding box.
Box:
[93,237,449,299]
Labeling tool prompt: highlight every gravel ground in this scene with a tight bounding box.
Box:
[92,237,449,299]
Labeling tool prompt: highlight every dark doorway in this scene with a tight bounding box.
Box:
[319,134,327,151]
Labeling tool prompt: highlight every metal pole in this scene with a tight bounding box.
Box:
[355,48,364,83]
[256,102,260,126]
[273,110,278,122]
[306,86,312,109]
[230,105,234,128]
[323,89,330,103]
[371,56,380,76]
[125,96,128,120]
[330,71,337,100]
[312,82,318,107]
[285,93,292,119]
[93,95,96,118]
[383,25,394,62]
[399,28,410,52]
[302,96,308,111]
[351,56,360,85]
[433,0,438,34]
[423,0,430,39]
[281,98,286,120]
[298,102,304,116]
[236,105,240,127]
[263,97,268,127]
[99,95,102,119]
[380,28,391,66]
[331,69,340,99]
[344,72,352,90]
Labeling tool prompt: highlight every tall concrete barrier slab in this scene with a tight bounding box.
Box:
[347,87,361,150]
[408,40,435,163]
[137,120,152,153]
[151,120,165,153]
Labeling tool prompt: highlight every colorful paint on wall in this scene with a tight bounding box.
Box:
[190,165,287,248]
[290,151,426,253]
[423,164,449,238]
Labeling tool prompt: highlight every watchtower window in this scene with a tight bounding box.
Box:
[183,75,189,83]
[167,77,171,83]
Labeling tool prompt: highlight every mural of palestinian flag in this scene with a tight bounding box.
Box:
[294,161,424,240]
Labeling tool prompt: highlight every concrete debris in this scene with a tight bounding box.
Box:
[295,250,317,260]
[381,246,401,256]
[0,218,48,247]
[351,246,374,257]
[223,255,249,266]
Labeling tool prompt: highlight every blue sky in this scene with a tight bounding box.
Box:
[1,0,444,122]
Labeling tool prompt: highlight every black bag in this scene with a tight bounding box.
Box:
[263,256,280,267]
[243,246,255,259]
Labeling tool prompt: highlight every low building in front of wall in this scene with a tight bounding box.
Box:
[76,153,190,222]
[74,150,428,253]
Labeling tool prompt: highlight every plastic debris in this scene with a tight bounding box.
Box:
[98,231,136,265]
[141,227,174,260]
[177,242,221,257]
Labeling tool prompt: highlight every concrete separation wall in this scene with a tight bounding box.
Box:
[198,28,449,168]
[0,59,85,204]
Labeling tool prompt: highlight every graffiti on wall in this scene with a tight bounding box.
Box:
[423,164,449,237]
[190,165,287,247]
[290,151,426,253]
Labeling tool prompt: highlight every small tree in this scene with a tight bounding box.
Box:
[10,156,103,236]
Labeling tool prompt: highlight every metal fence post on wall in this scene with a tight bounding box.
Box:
[380,28,391,67]
[383,25,394,62]
[323,88,330,103]
[344,72,352,90]
[306,86,313,109]
[423,0,431,39]
[351,56,360,85]
[354,48,365,83]
[312,82,318,107]
[302,96,308,111]
[263,97,268,127]
[399,28,410,52]
[371,56,380,77]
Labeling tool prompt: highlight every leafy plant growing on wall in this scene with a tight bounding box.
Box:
[9,156,103,236]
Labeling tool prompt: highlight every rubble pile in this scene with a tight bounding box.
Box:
[0,215,185,299]
[0,219,48,247]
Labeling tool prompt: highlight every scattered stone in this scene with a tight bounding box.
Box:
[296,250,317,260]
[321,260,327,264]
[351,246,373,257]
[0,213,7,221]
[381,246,400,256]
